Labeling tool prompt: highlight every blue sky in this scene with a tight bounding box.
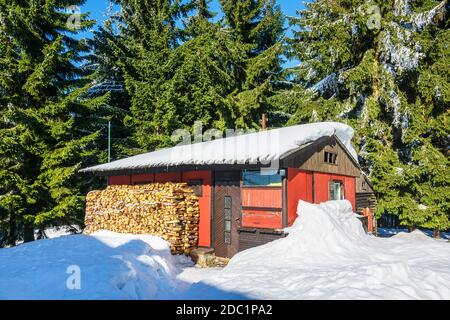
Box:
[81,0,302,26]
[80,0,303,67]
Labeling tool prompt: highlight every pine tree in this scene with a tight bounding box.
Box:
[220,0,285,129]
[286,0,449,234]
[158,0,286,134]
[0,0,106,245]
[102,0,195,152]
[86,5,133,160]
[153,0,245,134]
[106,0,285,151]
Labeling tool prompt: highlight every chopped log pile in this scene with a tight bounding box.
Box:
[84,183,200,254]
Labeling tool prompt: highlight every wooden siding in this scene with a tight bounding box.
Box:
[154,172,182,183]
[242,187,282,208]
[182,171,212,247]
[286,169,313,226]
[356,173,374,193]
[281,135,360,177]
[238,228,286,252]
[356,192,377,214]
[241,187,282,229]
[131,173,154,184]
[313,172,356,210]
[108,175,131,185]
[242,209,282,229]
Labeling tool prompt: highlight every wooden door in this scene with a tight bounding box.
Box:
[213,171,241,258]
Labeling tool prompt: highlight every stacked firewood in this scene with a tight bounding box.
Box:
[84,183,200,254]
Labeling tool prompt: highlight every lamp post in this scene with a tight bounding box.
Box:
[108,120,111,163]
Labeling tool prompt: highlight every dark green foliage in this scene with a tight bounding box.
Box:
[105,0,285,152]
[1,0,446,245]
[86,15,133,160]
[0,0,107,245]
[285,0,449,231]
[220,0,286,128]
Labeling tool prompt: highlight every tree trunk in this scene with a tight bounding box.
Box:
[23,223,35,243]
[7,212,16,247]
[433,228,441,239]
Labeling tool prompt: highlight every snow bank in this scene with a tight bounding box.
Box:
[39,226,81,239]
[392,230,433,241]
[379,228,450,240]
[185,201,450,300]
[2,203,449,300]
[0,231,191,300]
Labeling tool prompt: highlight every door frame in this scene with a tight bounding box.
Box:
[212,170,242,258]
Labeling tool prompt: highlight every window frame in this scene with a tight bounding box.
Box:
[329,180,345,201]
[324,151,338,165]
[224,196,232,245]
[242,170,283,188]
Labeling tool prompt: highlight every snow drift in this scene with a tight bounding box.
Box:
[185,200,450,300]
[0,231,191,300]
[1,201,449,300]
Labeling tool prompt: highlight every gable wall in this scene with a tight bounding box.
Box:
[281,136,360,177]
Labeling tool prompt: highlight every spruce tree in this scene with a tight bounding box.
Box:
[220,0,285,129]
[87,7,133,160]
[103,0,285,153]
[103,0,195,152]
[155,1,245,133]
[156,0,286,134]
[0,0,106,245]
[286,0,449,234]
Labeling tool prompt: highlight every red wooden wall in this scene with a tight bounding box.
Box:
[131,173,154,184]
[181,171,212,247]
[313,172,356,210]
[155,172,182,183]
[241,187,282,229]
[107,171,212,248]
[108,175,131,185]
[286,169,356,226]
[287,169,313,226]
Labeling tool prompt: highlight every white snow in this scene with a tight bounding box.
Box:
[310,72,339,95]
[39,226,81,239]
[1,202,449,300]
[411,0,447,31]
[393,0,411,17]
[380,25,423,76]
[181,201,450,300]
[378,228,450,240]
[393,229,432,241]
[0,231,192,300]
[80,122,358,173]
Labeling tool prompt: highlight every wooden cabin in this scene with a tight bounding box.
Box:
[81,122,374,258]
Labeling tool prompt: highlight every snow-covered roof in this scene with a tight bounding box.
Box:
[80,122,358,174]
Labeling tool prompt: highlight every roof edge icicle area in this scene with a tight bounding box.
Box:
[80,122,358,174]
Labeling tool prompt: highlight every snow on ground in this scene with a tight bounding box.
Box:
[1,201,449,300]
[0,231,192,300]
[181,201,450,300]
[39,226,81,239]
[378,227,450,240]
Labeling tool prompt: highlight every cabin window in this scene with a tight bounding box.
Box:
[324,151,338,165]
[243,170,282,187]
[224,196,232,244]
[188,179,203,197]
[362,181,367,191]
[329,180,344,201]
